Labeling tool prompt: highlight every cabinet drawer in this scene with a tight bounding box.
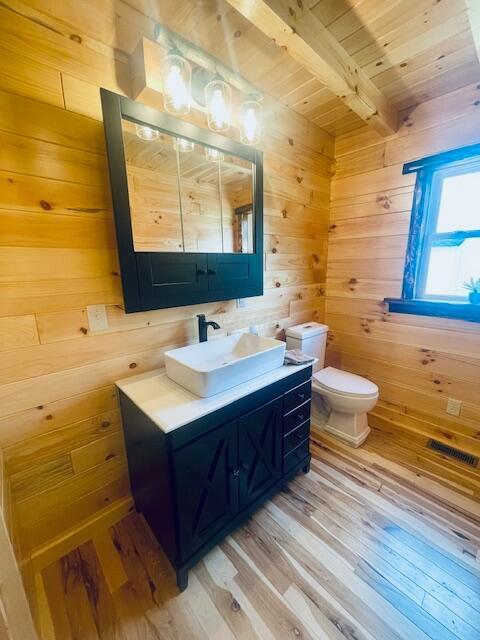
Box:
[284,421,310,456]
[284,380,311,415]
[283,400,310,434]
[283,438,310,474]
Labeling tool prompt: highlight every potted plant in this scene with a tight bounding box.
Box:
[463,277,480,304]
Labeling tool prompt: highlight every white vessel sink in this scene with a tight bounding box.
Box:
[164,333,286,397]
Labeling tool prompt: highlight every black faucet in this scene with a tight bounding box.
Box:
[197,314,221,343]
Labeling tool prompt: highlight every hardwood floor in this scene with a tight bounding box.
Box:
[35,430,480,640]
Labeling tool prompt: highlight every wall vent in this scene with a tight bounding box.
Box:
[427,439,479,467]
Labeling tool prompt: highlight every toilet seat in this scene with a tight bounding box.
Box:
[313,366,378,399]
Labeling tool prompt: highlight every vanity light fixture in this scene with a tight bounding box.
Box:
[204,147,224,163]
[135,124,159,140]
[205,76,232,132]
[162,48,191,115]
[240,98,262,145]
[174,137,194,152]
[154,24,264,145]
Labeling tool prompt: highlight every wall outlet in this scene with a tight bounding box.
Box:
[86,304,108,332]
[446,397,462,417]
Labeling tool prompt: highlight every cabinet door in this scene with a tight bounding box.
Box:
[207,254,261,298]
[136,253,209,310]
[172,421,238,560]
[238,396,283,510]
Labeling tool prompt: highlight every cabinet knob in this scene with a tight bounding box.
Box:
[296,432,304,440]
[197,268,207,276]
[207,268,218,276]
[297,414,304,422]
[241,461,249,471]
[231,468,240,478]
[298,393,305,401]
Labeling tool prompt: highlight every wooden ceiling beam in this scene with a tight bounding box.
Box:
[225,0,398,136]
[466,0,480,62]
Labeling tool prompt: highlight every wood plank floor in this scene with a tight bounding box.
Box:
[36,430,480,640]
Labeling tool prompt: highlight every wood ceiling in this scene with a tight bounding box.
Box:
[153,0,480,137]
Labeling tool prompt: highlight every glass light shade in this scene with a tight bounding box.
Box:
[204,147,224,163]
[135,124,159,141]
[240,100,262,145]
[205,78,232,132]
[162,53,191,115]
[174,137,194,152]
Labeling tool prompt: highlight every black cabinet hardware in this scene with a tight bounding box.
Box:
[284,420,310,456]
[284,400,311,435]
[284,380,312,415]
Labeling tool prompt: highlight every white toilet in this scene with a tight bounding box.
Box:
[286,322,378,448]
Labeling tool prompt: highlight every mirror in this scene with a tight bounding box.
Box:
[101,89,263,313]
[122,117,254,254]
[177,140,223,252]
[221,154,254,254]
[123,122,183,252]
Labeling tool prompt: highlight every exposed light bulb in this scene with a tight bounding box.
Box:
[205,78,232,132]
[166,65,188,111]
[205,147,224,163]
[135,124,159,141]
[211,89,227,128]
[162,53,191,115]
[174,137,194,152]
[240,100,262,145]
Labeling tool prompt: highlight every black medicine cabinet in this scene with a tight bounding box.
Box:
[100,89,264,313]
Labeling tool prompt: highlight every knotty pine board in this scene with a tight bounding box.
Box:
[326,83,480,456]
[0,0,333,560]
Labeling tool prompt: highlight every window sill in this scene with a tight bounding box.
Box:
[384,298,480,323]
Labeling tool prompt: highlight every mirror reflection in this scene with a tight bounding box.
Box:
[177,140,223,252]
[123,121,183,252]
[122,117,254,254]
[221,154,254,254]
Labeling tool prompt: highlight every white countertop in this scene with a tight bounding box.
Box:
[116,363,313,433]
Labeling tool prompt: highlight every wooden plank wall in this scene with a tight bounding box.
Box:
[0,0,333,560]
[326,81,480,459]
[0,450,38,639]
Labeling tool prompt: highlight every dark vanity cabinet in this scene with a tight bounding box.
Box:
[136,252,260,309]
[119,366,312,591]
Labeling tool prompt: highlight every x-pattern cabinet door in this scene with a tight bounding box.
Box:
[173,420,238,560]
[238,396,283,510]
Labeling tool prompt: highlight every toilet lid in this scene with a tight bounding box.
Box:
[313,367,378,398]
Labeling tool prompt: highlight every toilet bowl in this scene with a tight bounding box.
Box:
[312,366,378,447]
[285,322,378,448]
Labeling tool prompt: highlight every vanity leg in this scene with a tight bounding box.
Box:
[176,567,189,592]
[302,460,311,474]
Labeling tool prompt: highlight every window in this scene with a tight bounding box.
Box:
[385,144,480,322]
[418,162,480,300]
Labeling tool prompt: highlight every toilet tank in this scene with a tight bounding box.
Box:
[285,322,329,373]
